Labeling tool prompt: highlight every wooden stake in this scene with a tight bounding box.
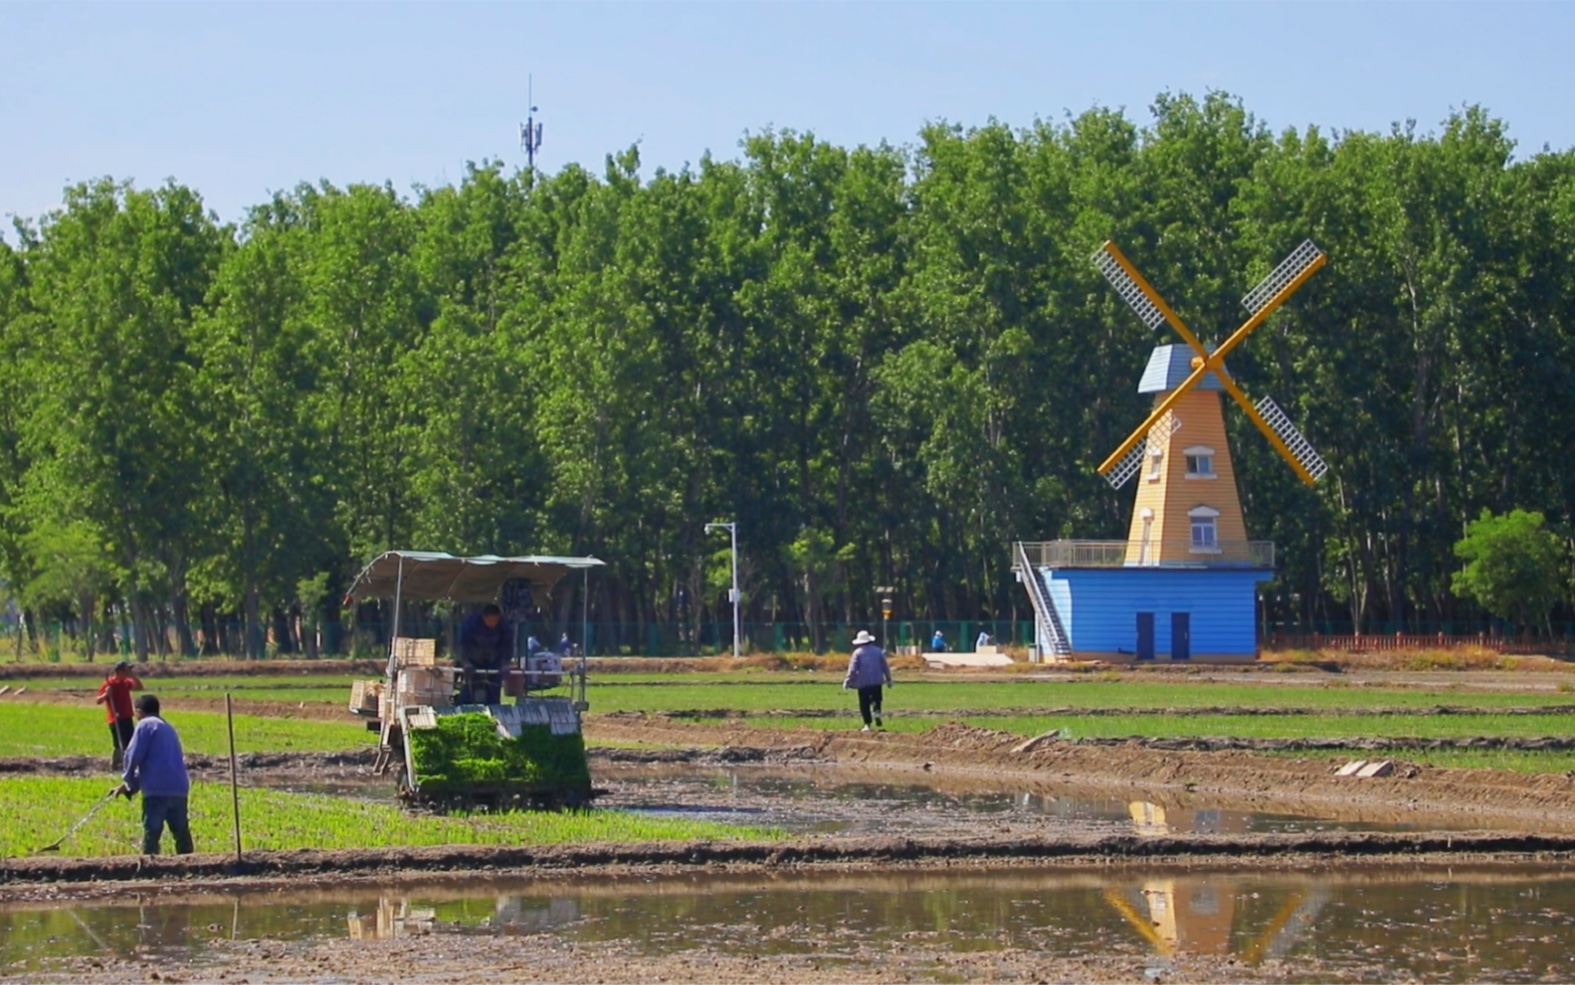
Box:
[225,692,242,863]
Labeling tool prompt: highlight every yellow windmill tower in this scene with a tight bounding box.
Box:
[1013,240,1328,663]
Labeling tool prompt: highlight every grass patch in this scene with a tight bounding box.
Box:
[0,703,372,758]
[1272,747,1575,774]
[0,777,780,858]
[9,675,360,692]
[13,672,1575,758]
[735,711,1575,742]
[15,671,1575,716]
[586,679,1575,715]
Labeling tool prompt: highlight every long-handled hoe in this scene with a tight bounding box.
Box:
[34,788,124,855]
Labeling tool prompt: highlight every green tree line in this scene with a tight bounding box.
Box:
[3,92,1575,657]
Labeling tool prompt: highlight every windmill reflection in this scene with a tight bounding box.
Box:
[1109,801,1330,962]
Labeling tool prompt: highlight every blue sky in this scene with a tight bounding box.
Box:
[4,2,1573,235]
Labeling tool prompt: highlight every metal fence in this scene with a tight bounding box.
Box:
[9,611,1569,662]
[0,615,1037,661]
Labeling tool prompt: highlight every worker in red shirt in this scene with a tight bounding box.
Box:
[95,661,143,770]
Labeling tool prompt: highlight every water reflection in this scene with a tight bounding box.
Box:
[1102,878,1330,961]
[346,896,579,940]
[6,865,1575,981]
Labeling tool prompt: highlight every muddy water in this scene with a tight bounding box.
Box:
[4,865,1575,981]
[595,764,1464,837]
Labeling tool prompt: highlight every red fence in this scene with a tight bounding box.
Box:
[1266,633,1565,655]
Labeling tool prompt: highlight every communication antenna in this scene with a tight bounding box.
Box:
[519,75,544,176]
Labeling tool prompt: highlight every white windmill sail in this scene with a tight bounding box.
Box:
[1104,412,1181,489]
[1254,395,1328,482]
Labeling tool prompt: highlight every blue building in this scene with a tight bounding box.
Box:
[1016,552,1270,662]
[1012,342,1275,663]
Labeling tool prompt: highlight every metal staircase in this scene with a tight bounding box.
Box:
[1013,542,1072,660]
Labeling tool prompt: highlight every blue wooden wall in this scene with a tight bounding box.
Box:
[1038,567,1268,657]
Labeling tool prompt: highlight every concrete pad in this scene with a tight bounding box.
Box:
[922,652,1014,668]
[1335,760,1368,776]
[1356,760,1395,778]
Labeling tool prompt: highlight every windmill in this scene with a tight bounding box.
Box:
[1092,239,1329,490]
[1010,238,1330,663]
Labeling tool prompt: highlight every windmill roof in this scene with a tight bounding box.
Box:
[1138,344,1227,394]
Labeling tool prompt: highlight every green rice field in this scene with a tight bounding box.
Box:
[6,666,1575,770]
[0,777,780,859]
[0,703,374,758]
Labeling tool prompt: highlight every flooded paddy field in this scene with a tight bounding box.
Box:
[595,761,1484,837]
[6,862,1575,982]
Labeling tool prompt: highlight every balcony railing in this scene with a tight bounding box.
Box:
[1015,540,1274,570]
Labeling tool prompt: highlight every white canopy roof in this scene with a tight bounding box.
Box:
[344,551,604,604]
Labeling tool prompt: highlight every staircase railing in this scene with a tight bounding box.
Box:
[1013,541,1072,659]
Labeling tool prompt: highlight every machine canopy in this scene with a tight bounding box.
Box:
[345,551,605,604]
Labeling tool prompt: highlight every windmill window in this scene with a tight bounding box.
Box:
[1183,446,1216,479]
[1146,446,1164,481]
[1188,505,1221,553]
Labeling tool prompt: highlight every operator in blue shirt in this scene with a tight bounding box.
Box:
[458,603,511,704]
[113,693,194,855]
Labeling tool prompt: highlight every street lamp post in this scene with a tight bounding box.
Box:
[705,522,740,659]
[876,585,896,652]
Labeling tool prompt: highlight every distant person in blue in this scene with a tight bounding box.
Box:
[843,630,893,731]
[458,603,510,704]
[113,694,194,855]
[976,630,992,650]
[930,629,947,652]
[559,632,573,656]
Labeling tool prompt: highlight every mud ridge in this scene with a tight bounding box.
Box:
[8,831,1575,887]
[615,703,1575,720]
[590,746,825,766]
[1086,735,1575,751]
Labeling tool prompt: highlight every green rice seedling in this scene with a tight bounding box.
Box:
[0,777,780,858]
[407,713,591,793]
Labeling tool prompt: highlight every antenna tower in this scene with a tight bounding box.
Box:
[519,75,544,176]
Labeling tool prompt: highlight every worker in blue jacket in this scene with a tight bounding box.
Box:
[113,694,194,855]
[458,603,511,704]
[842,630,894,731]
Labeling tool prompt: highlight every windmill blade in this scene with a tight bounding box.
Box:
[1091,243,1167,331]
[1193,239,1328,396]
[1204,368,1321,485]
[1242,240,1326,315]
[1253,395,1329,482]
[1103,412,1181,489]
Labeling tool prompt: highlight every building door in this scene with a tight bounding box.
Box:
[1171,612,1191,661]
[1136,612,1155,661]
